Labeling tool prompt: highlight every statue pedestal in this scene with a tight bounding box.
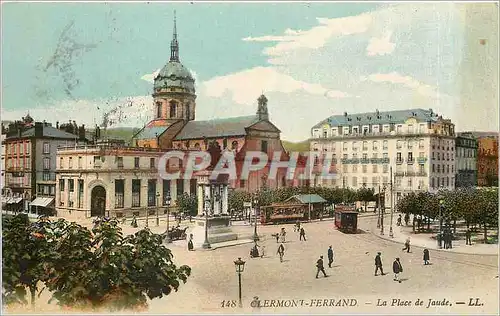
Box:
[189,215,238,248]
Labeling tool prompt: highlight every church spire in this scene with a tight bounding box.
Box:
[170,11,179,62]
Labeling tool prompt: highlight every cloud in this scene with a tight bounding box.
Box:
[362,72,440,98]
[366,31,396,56]
[140,68,160,83]
[243,14,373,56]
[201,66,350,105]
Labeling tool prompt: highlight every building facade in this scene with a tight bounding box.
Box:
[455,132,478,187]
[477,135,499,187]
[2,117,87,213]
[55,144,200,220]
[310,109,456,203]
[131,17,288,193]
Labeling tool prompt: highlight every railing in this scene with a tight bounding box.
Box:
[115,193,124,208]
[311,130,445,140]
[407,159,414,165]
[360,158,369,164]
[417,157,427,163]
[396,159,403,165]
[132,193,141,208]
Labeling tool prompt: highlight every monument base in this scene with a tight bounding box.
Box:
[189,215,238,249]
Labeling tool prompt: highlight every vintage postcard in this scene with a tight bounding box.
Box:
[1,1,499,315]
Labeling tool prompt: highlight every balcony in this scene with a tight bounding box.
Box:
[396,159,403,165]
[407,159,414,165]
[360,158,369,164]
[417,157,428,164]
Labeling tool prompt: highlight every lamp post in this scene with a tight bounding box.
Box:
[234,257,246,308]
[165,194,172,243]
[202,192,211,249]
[252,194,259,242]
[156,192,160,226]
[438,198,444,249]
[380,186,386,236]
[389,166,394,238]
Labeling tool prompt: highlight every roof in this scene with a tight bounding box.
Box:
[286,194,327,204]
[133,126,170,140]
[154,61,195,93]
[174,115,260,140]
[7,125,78,140]
[312,108,440,129]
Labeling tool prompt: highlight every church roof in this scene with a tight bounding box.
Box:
[154,61,195,93]
[174,115,260,140]
[133,126,170,140]
[312,108,440,129]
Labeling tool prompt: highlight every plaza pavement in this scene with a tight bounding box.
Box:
[7,215,498,315]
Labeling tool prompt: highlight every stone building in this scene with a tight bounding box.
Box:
[132,16,289,193]
[310,108,456,203]
[455,132,478,187]
[476,135,499,187]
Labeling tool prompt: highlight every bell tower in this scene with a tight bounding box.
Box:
[256,94,269,121]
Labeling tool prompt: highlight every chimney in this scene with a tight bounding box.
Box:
[79,124,86,140]
[34,122,43,137]
[56,121,59,129]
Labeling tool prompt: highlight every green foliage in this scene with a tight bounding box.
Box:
[2,215,191,311]
[176,193,198,217]
[281,140,310,152]
[228,190,252,212]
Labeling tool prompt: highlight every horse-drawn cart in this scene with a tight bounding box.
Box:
[163,226,188,241]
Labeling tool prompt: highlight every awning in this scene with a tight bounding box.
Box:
[30,197,55,208]
[7,197,23,204]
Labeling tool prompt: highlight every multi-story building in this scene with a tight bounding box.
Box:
[455,132,478,187]
[2,117,87,214]
[476,135,499,187]
[309,108,456,203]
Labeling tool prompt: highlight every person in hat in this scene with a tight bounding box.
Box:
[374,252,385,276]
[327,245,334,268]
[393,258,403,283]
[423,248,430,265]
[277,243,285,263]
[316,255,328,278]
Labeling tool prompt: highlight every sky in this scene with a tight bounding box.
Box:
[1,2,498,141]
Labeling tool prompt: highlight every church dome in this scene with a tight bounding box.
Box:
[154,61,195,94]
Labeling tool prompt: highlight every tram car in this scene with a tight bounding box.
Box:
[334,206,358,234]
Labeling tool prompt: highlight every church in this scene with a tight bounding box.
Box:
[132,16,290,192]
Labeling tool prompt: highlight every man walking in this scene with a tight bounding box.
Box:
[327,246,334,268]
[465,229,472,245]
[316,255,328,278]
[423,249,430,265]
[393,258,403,283]
[402,237,411,253]
[374,252,385,276]
[299,227,307,241]
[277,243,285,263]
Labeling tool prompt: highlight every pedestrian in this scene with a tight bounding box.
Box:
[280,227,286,243]
[374,252,385,276]
[404,213,410,226]
[327,245,334,268]
[465,229,472,245]
[299,227,306,241]
[423,249,430,265]
[187,233,194,251]
[316,255,328,278]
[277,243,285,263]
[393,258,403,283]
[402,237,411,253]
[261,245,266,258]
[397,214,402,226]
[274,232,280,243]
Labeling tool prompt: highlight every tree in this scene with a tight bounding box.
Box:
[228,190,252,214]
[176,193,198,217]
[2,214,53,306]
[356,187,375,212]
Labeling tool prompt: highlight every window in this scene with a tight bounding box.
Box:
[343,142,347,151]
[177,179,184,196]
[343,165,348,173]
[396,141,402,149]
[19,143,24,154]
[68,179,74,192]
[408,178,413,188]
[408,140,413,149]
[78,180,84,208]
[343,154,348,159]
[373,165,378,173]
[396,125,402,133]
[116,157,123,168]
[362,141,368,151]
[419,152,424,158]
[446,177,449,186]
[78,157,82,168]
[190,179,197,196]
[451,165,454,173]
[372,153,378,159]
[396,152,402,162]
[114,180,125,208]
[156,102,162,118]
[148,179,157,207]
[132,179,141,207]
[353,153,358,159]
[383,176,388,185]
[352,165,357,173]
[383,140,388,150]
[240,179,246,188]
[134,157,140,169]
[362,165,367,173]
[261,140,268,153]
[383,165,388,173]
[43,158,50,170]
[323,130,328,138]
[419,139,424,148]
[59,157,64,169]
[68,157,73,169]
[383,153,388,159]
[437,165,441,173]
[441,178,445,187]
[150,158,155,169]
[373,141,378,150]
[419,165,425,174]
[408,152,413,162]
[43,142,50,154]
[362,153,367,160]
[437,153,440,161]
[373,177,379,186]
[431,178,435,188]
[59,179,65,191]
[93,156,101,167]
[432,164,435,172]
[169,101,177,118]
[408,124,414,134]
[352,141,357,151]
[362,177,367,186]
[352,177,357,187]
[43,171,50,181]
[446,165,449,173]
[396,177,402,187]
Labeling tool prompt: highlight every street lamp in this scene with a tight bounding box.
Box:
[202,193,211,249]
[165,194,172,243]
[438,198,444,249]
[252,194,259,242]
[156,192,160,226]
[234,257,246,308]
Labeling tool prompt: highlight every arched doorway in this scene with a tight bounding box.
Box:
[91,186,106,217]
